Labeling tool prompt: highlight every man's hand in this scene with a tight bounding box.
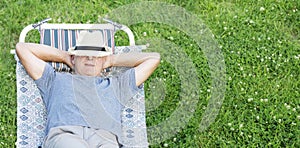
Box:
[64,53,74,70]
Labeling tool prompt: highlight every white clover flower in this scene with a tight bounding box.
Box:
[163,143,168,147]
[228,123,232,126]
[277,64,281,67]
[143,32,147,36]
[293,9,297,13]
[248,98,253,102]
[239,124,244,128]
[260,7,265,11]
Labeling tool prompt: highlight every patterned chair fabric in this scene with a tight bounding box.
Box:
[16,26,148,148]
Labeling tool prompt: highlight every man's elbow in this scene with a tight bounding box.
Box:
[16,42,22,51]
[15,42,27,55]
[16,42,34,61]
[152,52,161,63]
[151,52,161,68]
[16,42,24,56]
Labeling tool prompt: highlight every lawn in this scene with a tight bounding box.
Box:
[0,0,299,147]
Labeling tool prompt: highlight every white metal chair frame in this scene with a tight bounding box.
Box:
[13,18,149,148]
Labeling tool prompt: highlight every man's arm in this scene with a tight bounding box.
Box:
[16,43,72,80]
[104,52,160,86]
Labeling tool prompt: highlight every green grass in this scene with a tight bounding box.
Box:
[0,0,299,147]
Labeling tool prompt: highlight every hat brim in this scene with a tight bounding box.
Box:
[68,47,112,57]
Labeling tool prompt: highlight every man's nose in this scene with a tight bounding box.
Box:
[87,56,95,60]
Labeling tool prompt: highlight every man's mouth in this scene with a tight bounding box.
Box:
[85,63,95,67]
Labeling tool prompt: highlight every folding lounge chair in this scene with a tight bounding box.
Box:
[13,18,148,148]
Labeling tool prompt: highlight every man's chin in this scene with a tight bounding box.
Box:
[85,73,98,77]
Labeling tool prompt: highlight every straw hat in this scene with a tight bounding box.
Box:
[68,30,112,57]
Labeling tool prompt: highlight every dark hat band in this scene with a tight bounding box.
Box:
[74,46,106,51]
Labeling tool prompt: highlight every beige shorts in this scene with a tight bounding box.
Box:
[43,126,119,148]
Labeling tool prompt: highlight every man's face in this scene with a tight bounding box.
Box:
[72,56,104,76]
